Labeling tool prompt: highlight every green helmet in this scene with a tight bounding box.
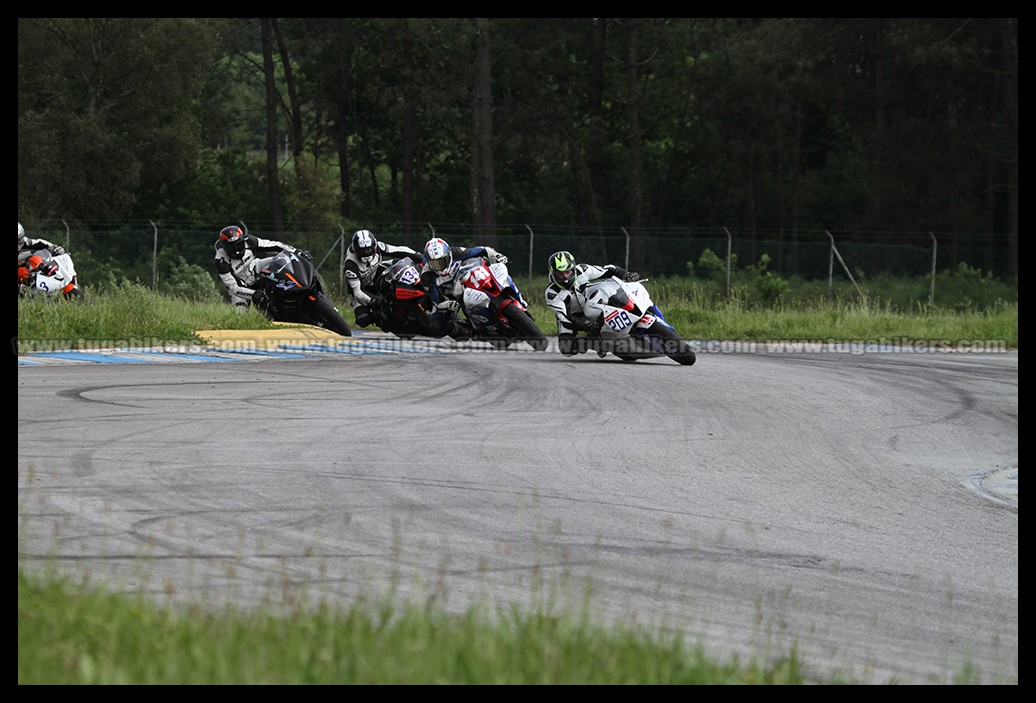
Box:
[548,250,578,289]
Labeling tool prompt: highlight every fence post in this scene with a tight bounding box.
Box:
[61,219,70,252]
[149,220,158,290]
[339,223,346,293]
[929,232,937,304]
[828,231,835,301]
[621,227,630,270]
[723,227,732,300]
[525,224,534,286]
[826,231,866,301]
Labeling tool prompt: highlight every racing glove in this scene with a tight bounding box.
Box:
[436,299,461,313]
[584,319,602,336]
[299,249,316,263]
[624,271,641,282]
[484,248,507,265]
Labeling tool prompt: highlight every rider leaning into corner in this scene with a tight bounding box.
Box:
[343,229,421,328]
[18,222,67,258]
[213,225,312,312]
[19,221,84,300]
[419,236,517,339]
[544,250,641,356]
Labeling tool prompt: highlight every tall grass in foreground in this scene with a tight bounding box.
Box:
[18,568,834,685]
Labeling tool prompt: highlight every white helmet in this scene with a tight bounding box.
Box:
[423,237,452,274]
[18,222,26,249]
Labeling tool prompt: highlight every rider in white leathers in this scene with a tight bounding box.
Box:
[18,222,67,257]
[213,225,310,312]
[18,222,83,300]
[544,250,640,356]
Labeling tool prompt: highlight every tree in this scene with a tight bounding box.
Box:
[260,18,285,232]
[471,19,497,240]
[18,18,221,223]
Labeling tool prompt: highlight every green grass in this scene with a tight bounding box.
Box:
[18,567,826,684]
[16,277,1018,353]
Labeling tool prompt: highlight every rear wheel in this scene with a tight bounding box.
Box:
[501,303,548,351]
[310,294,353,337]
[646,321,696,366]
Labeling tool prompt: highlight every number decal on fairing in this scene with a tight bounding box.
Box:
[463,264,500,295]
[605,309,632,332]
[468,266,491,286]
[399,267,420,286]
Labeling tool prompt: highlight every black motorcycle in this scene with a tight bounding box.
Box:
[250,251,352,337]
[357,256,471,340]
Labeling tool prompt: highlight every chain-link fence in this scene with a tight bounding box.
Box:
[18,220,1015,302]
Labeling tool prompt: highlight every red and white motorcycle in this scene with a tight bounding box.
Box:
[453,258,548,351]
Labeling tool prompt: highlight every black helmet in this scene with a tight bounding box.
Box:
[548,250,578,289]
[352,229,378,262]
[219,225,246,259]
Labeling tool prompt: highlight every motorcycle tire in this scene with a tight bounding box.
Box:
[645,321,696,366]
[310,293,353,337]
[501,303,548,351]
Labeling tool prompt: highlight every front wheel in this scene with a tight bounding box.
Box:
[644,321,696,366]
[310,294,353,337]
[501,303,548,351]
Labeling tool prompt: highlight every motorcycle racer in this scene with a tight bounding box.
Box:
[419,236,511,338]
[214,225,311,312]
[544,250,640,356]
[18,222,83,300]
[19,222,67,257]
[344,229,421,325]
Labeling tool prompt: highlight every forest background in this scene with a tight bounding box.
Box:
[16,18,1019,295]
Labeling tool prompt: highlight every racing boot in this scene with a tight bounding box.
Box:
[448,318,474,342]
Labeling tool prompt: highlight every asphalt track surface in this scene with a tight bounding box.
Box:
[17,332,1018,684]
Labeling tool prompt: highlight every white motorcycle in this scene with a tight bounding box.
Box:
[18,248,84,300]
[576,276,696,365]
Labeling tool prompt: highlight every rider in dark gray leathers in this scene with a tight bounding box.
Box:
[544,250,640,356]
[343,229,421,326]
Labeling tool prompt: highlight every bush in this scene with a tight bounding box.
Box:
[928,263,1017,312]
[158,256,223,303]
